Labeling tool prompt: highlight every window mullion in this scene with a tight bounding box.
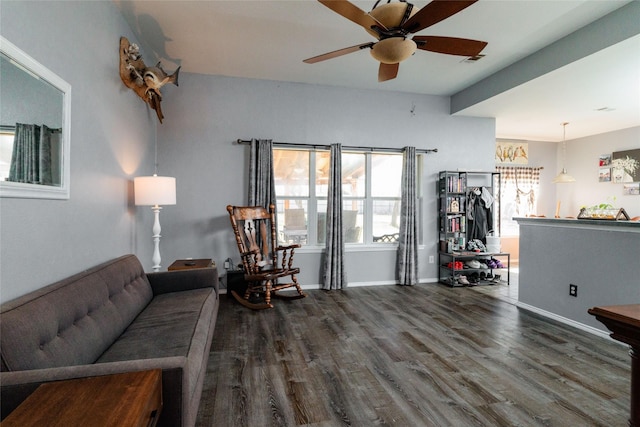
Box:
[309,151,317,244]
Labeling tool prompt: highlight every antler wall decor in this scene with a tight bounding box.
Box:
[119,36,180,123]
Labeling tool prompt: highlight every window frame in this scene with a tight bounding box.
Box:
[273,146,422,249]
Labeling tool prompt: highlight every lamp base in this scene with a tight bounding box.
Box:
[151,205,163,272]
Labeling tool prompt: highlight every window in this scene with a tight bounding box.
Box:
[273,147,412,246]
[0,131,14,181]
[497,166,542,236]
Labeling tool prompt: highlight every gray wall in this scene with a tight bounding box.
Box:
[154,73,497,286]
[0,1,156,303]
[559,126,640,217]
[518,219,640,332]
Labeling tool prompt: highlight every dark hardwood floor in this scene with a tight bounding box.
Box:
[196,284,630,426]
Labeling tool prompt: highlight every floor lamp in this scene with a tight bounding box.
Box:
[134,174,176,271]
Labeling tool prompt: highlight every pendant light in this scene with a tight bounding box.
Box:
[553,122,576,183]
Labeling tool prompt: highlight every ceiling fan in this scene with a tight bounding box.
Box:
[303,0,487,82]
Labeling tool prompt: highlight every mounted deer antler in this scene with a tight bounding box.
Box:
[119,36,180,123]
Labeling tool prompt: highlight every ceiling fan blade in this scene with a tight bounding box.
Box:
[413,36,487,56]
[402,0,478,34]
[303,42,374,64]
[318,0,387,32]
[378,62,399,82]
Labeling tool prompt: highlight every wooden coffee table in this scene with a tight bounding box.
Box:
[1,369,162,426]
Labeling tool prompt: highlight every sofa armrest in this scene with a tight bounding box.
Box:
[0,357,186,424]
[147,267,218,297]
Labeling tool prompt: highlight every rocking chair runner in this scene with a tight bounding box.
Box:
[226,204,306,309]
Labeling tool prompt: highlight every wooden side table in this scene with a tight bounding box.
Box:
[589,304,640,427]
[168,258,214,271]
[1,369,162,427]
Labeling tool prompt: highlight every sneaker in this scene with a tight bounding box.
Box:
[458,275,470,285]
[474,240,487,252]
[465,260,482,269]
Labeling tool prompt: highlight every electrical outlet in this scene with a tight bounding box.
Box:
[429,255,434,264]
[569,284,577,297]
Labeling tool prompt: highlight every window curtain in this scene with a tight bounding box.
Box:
[8,123,54,185]
[323,143,346,290]
[497,166,542,217]
[248,138,276,209]
[396,146,418,286]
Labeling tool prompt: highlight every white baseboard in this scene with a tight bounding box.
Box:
[220,278,438,294]
[515,301,620,343]
[301,278,439,290]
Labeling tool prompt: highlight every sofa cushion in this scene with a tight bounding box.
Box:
[96,288,214,362]
[0,255,153,371]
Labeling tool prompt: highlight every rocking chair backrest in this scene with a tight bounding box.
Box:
[226,204,278,274]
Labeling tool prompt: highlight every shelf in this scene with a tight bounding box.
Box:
[437,170,506,287]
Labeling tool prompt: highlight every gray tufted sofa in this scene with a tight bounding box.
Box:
[0,254,219,427]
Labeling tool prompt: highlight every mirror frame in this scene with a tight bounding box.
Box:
[0,36,71,200]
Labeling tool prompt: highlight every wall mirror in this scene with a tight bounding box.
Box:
[0,36,71,199]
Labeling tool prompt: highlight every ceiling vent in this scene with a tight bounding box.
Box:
[462,54,485,63]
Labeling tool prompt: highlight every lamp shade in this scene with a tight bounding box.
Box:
[134,175,176,206]
[552,168,576,183]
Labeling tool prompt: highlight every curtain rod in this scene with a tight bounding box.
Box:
[236,139,437,154]
[496,165,544,170]
[1,124,62,133]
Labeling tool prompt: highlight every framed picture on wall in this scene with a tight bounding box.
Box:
[599,168,611,182]
[496,141,528,164]
[599,154,611,167]
[611,149,640,183]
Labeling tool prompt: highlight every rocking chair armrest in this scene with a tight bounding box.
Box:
[275,244,301,251]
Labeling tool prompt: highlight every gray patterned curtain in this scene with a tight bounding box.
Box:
[248,138,276,209]
[496,166,541,217]
[8,123,54,185]
[323,143,346,290]
[396,146,418,286]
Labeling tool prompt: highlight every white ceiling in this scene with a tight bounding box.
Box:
[115,0,640,142]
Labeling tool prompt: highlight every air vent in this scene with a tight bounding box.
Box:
[595,107,616,112]
[462,54,485,63]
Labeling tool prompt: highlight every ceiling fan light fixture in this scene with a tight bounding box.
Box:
[370,37,417,64]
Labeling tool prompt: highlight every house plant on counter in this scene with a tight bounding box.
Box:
[578,197,630,220]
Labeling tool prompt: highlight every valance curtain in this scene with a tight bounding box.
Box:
[248,138,276,209]
[396,146,418,286]
[8,123,54,185]
[497,166,542,217]
[323,143,346,290]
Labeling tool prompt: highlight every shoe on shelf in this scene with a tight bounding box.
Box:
[458,275,470,285]
[465,260,482,269]
[492,274,502,283]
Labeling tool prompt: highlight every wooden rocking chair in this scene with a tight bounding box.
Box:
[226,204,306,309]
